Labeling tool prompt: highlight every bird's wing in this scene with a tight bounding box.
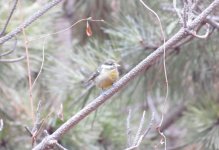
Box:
[87,70,100,82]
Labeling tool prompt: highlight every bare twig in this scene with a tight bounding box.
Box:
[126,109,132,147]
[157,129,167,148]
[163,2,219,30]
[149,103,187,144]
[172,23,203,48]
[183,0,189,28]
[18,0,35,124]
[24,100,44,146]
[133,111,146,145]
[175,0,211,40]
[173,0,197,28]
[28,17,104,42]
[46,140,68,150]
[42,130,68,150]
[142,112,154,137]
[0,0,64,45]
[140,1,168,149]
[55,142,68,150]
[140,0,168,126]
[125,112,155,150]
[147,96,160,122]
[33,1,219,149]
[0,55,26,63]
[173,0,184,24]
[31,38,46,90]
[32,101,42,134]
[0,0,18,37]
[57,103,64,121]
[192,0,202,10]
[25,126,33,137]
[186,23,211,38]
[0,37,17,57]
[0,119,3,131]
[205,17,219,29]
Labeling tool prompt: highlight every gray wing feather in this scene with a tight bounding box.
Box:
[87,70,100,82]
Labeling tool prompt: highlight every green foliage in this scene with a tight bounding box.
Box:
[0,0,219,149]
[183,96,219,150]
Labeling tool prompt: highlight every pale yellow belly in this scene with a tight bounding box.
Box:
[95,69,119,89]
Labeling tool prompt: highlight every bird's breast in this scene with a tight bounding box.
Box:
[95,69,119,89]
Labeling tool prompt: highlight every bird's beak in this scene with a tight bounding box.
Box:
[116,64,120,67]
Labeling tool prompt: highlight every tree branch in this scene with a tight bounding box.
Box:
[0,0,64,45]
[33,0,219,149]
[0,0,18,37]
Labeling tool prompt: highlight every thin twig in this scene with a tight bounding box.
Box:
[134,112,155,147]
[205,17,219,29]
[32,100,42,134]
[142,112,155,137]
[43,130,68,150]
[55,142,68,150]
[125,112,154,150]
[163,2,219,30]
[183,0,189,28]
[31,38,46,90]
[25,99,49,146]
[186,23,211,38]
[139,1,168,149]
[0,0,18,37]
[173,0,184,24]
[126,109,132,147]
[147,96,160,122]
[47,140,69,150]
[18,0,35,124]
[133,111,145,145]
[157,129,167,149]
[172,23,203,48]
[0,55,26,63]
[0,0,64,45]
[33,1,219,149]
[0,36,17,57]
[0,119,3,131]
[25,126,33,137]
[28,18,104,42]
[139,0,168,126]
[192,0,202,10]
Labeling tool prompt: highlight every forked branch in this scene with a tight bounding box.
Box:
[33,0,219,149]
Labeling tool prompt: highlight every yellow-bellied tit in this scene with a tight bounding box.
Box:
[87,59,120,90]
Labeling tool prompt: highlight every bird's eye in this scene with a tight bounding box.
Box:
[104,59,117,66]
[109,62,113,65]
[104,62,113,65]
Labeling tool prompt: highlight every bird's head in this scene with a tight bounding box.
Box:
[101,59,120,71]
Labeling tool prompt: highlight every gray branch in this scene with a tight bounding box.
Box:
[0,0,18,37]
[33,0,219,149]
[0,0,64,45]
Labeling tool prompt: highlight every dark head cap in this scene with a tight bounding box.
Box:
[103,59,117,66]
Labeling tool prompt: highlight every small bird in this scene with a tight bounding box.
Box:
[87,59,120,90]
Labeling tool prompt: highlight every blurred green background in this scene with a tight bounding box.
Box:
[0,0,219,149]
